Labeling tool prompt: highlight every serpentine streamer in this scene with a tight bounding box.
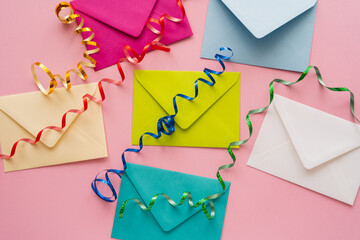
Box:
[91,48,234,220]
[0,0,186,159]
[32,2,99,95]
[32,0,185,95]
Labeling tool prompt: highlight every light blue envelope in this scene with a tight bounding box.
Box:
[111,163,231,240]
[201,0,318,72]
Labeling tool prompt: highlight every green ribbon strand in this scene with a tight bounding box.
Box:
[120,192,215,219]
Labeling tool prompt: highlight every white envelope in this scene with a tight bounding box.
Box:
[248,94,360,205]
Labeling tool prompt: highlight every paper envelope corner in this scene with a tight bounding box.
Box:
[202,0,318,72]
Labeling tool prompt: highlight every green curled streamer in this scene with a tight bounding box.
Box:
[120,192,215,219]
[224,65,359,194]
[120,66,358,220]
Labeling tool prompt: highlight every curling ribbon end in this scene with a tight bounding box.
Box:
[33,2,99,95]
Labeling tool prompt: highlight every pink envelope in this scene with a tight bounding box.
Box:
[70,0,193,71]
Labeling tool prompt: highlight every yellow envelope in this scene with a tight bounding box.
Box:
[132,70,240,148]
[0,83,108,172]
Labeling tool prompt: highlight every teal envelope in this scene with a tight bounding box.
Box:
[111,163,231,240]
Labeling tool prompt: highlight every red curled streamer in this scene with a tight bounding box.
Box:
[120,0,185,65]
[0,0,186,160]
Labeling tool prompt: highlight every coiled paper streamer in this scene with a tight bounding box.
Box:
[32,0,185,95]
[91,47,234,219]
[32,2,99,95]
[0,0,186,159]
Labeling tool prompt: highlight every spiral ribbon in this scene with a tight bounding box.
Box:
[0,0,186,159]
[32,2,99,95]
[91,47,234,219]
[32,0,185,95]
[222,66,359,191]
[121,0,185,64]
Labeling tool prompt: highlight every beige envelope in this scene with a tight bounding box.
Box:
[0,83,108,172]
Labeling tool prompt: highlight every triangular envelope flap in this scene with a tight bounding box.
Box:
[273,94,360,169]
[125,163,230,232]
[71,0,157,38]
[221,0,317,38]
[0,83,98,148]
[135,70,240,129]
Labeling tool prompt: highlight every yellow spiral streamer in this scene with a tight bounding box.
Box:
[32,2,99,95]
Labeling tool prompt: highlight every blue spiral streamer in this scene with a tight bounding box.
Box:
[91,47,234,202]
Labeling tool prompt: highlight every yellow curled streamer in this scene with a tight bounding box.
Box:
[32,2,99,95]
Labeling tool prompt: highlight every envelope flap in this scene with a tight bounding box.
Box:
[134,70,240,130]
[221,0,317,38]
[125,163,230,232]
[273,94,360,169]
[0,83,98,148]
[71,0,158,37]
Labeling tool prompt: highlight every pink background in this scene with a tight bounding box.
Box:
[1,0,360,239]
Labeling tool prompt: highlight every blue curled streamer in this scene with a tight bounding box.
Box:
[91,47,234,202]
